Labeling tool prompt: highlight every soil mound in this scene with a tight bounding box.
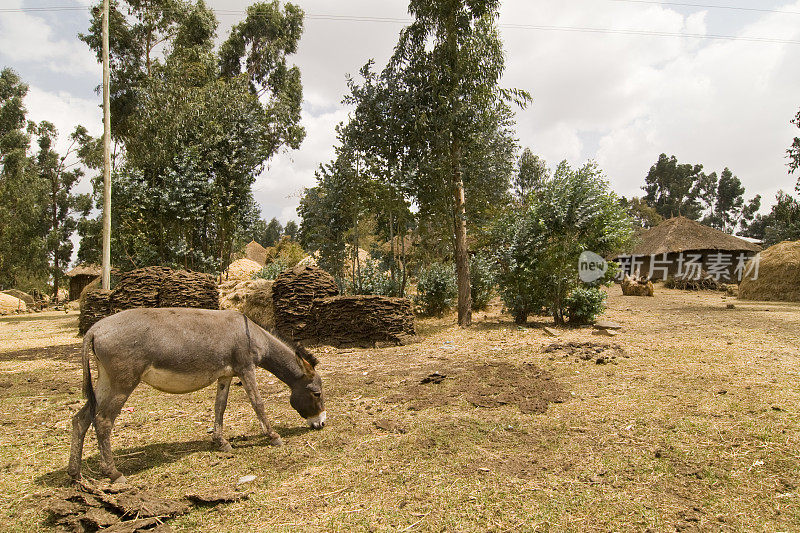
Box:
[389,362,567,414]
[739,240,800,302]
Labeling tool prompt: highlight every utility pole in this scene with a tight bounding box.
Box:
[101,0,112,290]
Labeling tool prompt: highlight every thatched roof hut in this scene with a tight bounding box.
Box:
[614,217,761,282]
[739,240,800,302]
[65,264,101,301]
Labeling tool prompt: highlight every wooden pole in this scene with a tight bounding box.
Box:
[101,0,112,290]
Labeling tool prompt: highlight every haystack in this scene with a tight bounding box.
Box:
[0,293,26,314]
[219,279,276,330]
[2,289,34,308]
[309,295,416,347]
[226,258,263,281]
[272,264,339,341]
[739,240,800,302]
[245,240,268,266]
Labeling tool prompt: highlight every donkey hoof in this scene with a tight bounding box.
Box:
[217,441,233,453]
[111,475,128,486]
[269,436,284,447]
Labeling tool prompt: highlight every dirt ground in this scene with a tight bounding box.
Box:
[1,286,799,531]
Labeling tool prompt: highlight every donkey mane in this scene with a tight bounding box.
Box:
[270,329,319,368]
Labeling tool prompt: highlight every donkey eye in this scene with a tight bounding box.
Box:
[311,391,322,398]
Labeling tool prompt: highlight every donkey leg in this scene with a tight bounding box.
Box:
[93,367,135,483]
[212,376,233,452]
[238,369,283,446]
[67,401,94,481]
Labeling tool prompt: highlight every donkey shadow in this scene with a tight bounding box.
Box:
[37,425,312,487]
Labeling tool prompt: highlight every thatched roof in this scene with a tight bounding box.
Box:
[245,240,268,266]
[66,264,101,277]
[629,217,761,256]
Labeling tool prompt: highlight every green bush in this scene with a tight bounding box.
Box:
[490,160,632,325]
[255,258,289,280]
[414,263,456,316]
[565,286,607,324]
[470,253,495,311]
[347,259,400,297]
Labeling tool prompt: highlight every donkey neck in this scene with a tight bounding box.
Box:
[260,336,307,386]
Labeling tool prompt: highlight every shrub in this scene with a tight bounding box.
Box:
[414,262,456,316]
[491,160,633,325]
[347,259,400,297]
[470,252,495,311]
[255,258,289,280]
[565,286,607,324]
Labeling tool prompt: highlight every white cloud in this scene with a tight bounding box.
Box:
[0,1,99,76]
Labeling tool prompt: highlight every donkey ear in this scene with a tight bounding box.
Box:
[296,354,315,377]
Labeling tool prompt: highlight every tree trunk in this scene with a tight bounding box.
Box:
[452,138,471,327]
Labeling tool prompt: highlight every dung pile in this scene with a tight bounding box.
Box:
[219,279,276,330]
[79,267,219,334]
[109,267,170,310]
[310,295,416,347]
[621,275,654,296]
[79,289,112,334]
[46,482,246,532]
[739,240,800,302]
[272,264,339,341]
[543,341,626,365]
[160,270,218,309]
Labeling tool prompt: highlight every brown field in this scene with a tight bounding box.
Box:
[1,286,799,532]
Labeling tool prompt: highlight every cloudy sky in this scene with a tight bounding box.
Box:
[2,0,799,225]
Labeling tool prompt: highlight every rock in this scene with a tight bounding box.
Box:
[593,320,622,330]
[594,329,618,337]
[726,303,735,309]
[543,327,560,337]
[237,475,257,485]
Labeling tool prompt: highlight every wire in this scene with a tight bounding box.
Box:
[2,5,799,45]
[607,0,800,16]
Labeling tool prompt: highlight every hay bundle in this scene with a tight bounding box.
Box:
[226,258,263,281]
[272,264,339,341]
[739,240,800,302]
[110,266,171,310]
[0,293,26,314]
[161,270,219,309]
[219,279,276,330]
[309,295,416,347]
[79,289,112,334]
[621,275,655,296]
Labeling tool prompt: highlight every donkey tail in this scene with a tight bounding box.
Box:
[82,331,97,419]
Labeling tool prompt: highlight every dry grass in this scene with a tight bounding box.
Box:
[1,288,800,531]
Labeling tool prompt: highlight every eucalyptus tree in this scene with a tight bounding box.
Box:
[78,0,306,272]
[388,0,529,326]
[0,68,48,289]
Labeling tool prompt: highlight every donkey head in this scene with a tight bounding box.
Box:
[289,345,326,429]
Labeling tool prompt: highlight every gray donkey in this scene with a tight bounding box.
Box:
[68,308,326,484]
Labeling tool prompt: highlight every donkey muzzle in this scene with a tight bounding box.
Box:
[306,411,327,430]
